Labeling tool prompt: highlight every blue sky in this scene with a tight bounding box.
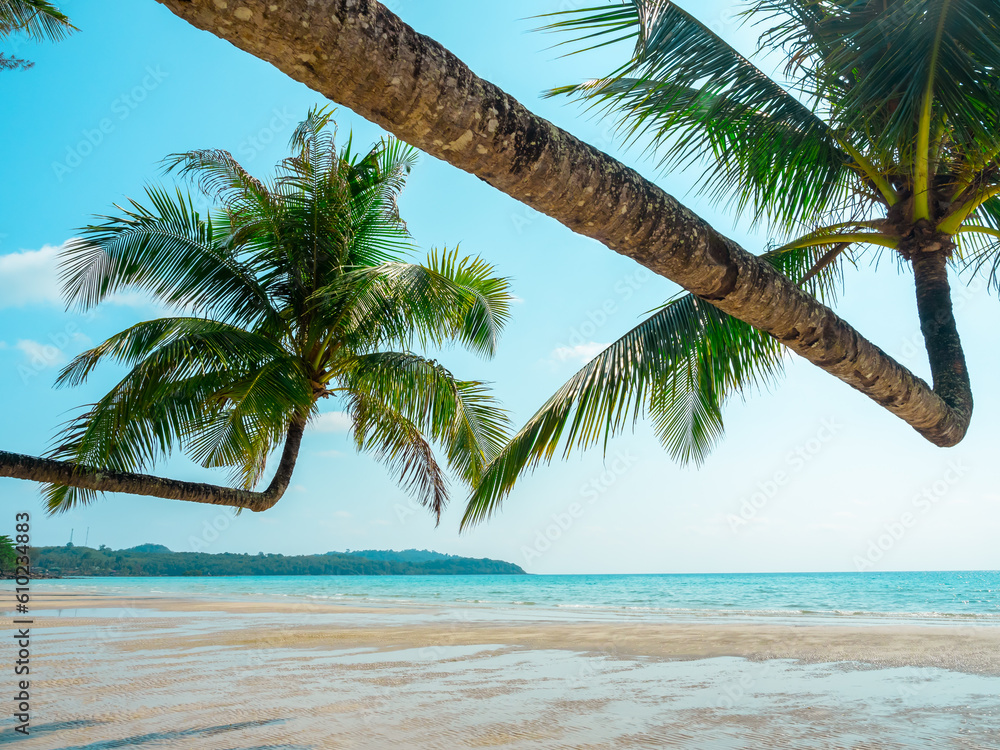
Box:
[0,0,997,574]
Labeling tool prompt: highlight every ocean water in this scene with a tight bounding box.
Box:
[13,571,1000,748]
[32,569,1000,625]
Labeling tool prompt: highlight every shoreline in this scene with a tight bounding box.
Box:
[9,592,1000,676]
[11,591,1000,748]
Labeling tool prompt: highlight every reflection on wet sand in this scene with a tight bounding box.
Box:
[4,594,999,749]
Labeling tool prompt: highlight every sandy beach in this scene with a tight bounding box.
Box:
[5,591,1000,748]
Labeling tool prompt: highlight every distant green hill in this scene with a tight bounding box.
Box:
[30,544,526,577]
[127,543,173,554]
[344,549,465,563]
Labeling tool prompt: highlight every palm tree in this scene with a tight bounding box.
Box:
[460,0,1000,526]
[0,0,74,71]
[35,108,512,520]
[151,0,972,452]
[0,535,16,575]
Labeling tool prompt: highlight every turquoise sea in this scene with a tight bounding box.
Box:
[14,570,1000,748]
[34,569,1000,625]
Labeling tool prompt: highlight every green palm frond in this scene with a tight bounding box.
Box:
[539,0,849,230]
[460,237,854,528]
[462,293,783,528]
[289,105,338,161]
[348,390,450,522]
[281,115,418,269]
[0,0,73,41]
[63,187,281,330]
[186,356,310,487]
[556,76,849,228]
[49,111,511,520]
[46,317,309,508]
[960,197,1000,290]
[317,249,512,357]
[49,318,309,469]
[342,351,511,491]
[55,317,290,388]
[424,249,513,357]
[163,148,274,210]
[765,236,851,303]
[811,0,1000,157]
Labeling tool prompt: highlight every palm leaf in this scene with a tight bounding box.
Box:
[62,187,282,331]
[540,0,849,230]
[461,293,783,528]
[315,250,512,357]
[347,390,450,522]
[341,351,511,490]
[0,0,73,41]
[45,318,311,511]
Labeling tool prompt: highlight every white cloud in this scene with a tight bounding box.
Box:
[0,241,156,311]
[16,339,67,367]
[314,449,344,458]
[0,244,64,308]
[551,341,609,364]
[333,510,353,519]
[308,411,353,433]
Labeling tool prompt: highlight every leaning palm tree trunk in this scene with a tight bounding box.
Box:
[150,0,971,448]
[0,418,306,512]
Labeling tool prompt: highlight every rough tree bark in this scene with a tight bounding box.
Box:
[0,418,306,512]
[910,248,974,426]
[148,0,973,448]
[0,0,976,510]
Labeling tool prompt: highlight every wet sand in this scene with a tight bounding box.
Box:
[20,591,1000,674]
[4,593,999,748]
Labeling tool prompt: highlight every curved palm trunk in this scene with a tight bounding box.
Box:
[149,0,971,446]
[911,250,973,424]
[0,417,306,512]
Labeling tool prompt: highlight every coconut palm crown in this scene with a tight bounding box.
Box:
[462,0,999,527]
[48,108,513,521]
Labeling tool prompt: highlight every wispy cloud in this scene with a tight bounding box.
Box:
[551,341,608,364]
[314,449,344,458]
[0,245,64,308]
[308,411,353,433]
[0,241,156,310]
[16,339,69,367]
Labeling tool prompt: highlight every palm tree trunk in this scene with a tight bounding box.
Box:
[150,0,972,447]
[0,417,306,512]
[911,249,973,424]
